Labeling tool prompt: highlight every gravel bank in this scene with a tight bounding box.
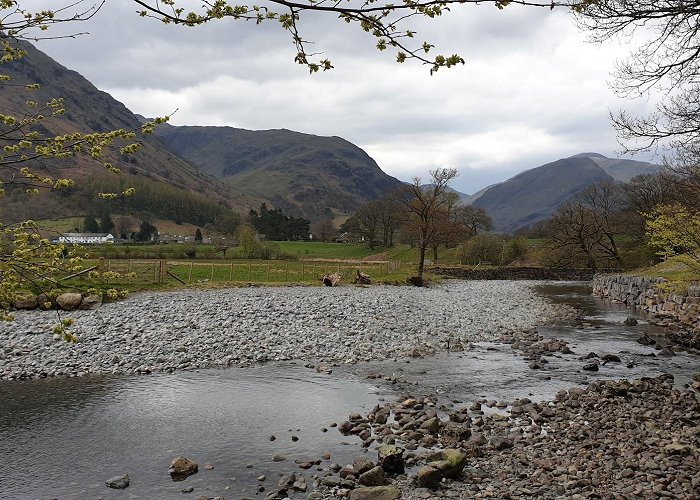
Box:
[0,281,559,380]
[306,374,700,500]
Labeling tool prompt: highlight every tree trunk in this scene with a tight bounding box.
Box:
[322,272,341,287]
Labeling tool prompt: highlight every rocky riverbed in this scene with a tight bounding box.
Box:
[301,374,699,500]
[0,281,566,380]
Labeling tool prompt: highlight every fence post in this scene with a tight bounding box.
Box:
[302,262,305,281]
[210,262,214,282]
[160,260,167,284]
[267,261,270,282]
[248,262,251,281]
[153,260,158,283]
[229,262,233,281]
[188,262,193,284]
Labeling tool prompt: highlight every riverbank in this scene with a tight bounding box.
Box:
[0,280,566,380]
[308,374,699,499]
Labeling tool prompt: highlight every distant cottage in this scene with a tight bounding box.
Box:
[57,233,115,245]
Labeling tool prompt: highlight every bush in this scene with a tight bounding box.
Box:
[458,234,506,265]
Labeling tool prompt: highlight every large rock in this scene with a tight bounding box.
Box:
[12,295,38,309]
[377,445,405,474]
[106,473,130,489]
[426,449,467,478]
[358,466,386,487]
[353,457,376,475]
[415,449,467,489]
[349,485,401,500]
[56,292,83,311]
[416,465,443,489]
[169,456,198,479]
[78,293,102,310]
[441,421,471,447]
[36,292,55,310]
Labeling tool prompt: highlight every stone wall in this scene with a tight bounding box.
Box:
[429,267,599,281]
[592,274,700,332]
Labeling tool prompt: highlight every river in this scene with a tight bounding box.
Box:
[0,282,696,499]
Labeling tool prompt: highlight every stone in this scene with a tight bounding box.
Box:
[426,449,467,478]
[359,466,386,486]
[348,485,402,500]
[602,354,621,362]
[278,473,296,489]
[78,293,102,310]
[420,416,440,434]
[169,456,199,478]
[637,334,656,346]
[624,317,638,326]
[353,457,376,475]
[441,421,471,446]
[106,473,130,489]
[12,295,38,310]
[582,363,599,372]
[416,465,443,489]
[490,437,514,450]
[377,445,405,474]
[36,292,54,310]
[56,292,83,311]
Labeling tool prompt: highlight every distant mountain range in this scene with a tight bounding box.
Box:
[153,123,404,221]
[468,153,660,232]
[1,40,660,233]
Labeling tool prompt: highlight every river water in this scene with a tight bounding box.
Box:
[0,282,697,499]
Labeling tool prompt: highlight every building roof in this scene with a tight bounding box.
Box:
[62,233,114,237]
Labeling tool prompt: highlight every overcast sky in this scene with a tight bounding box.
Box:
[25,0,657,194]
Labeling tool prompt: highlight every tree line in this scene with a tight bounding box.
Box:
[522,164,700,272]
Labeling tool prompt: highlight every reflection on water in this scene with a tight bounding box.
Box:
[0,365,380,499]
[0,282,697,499]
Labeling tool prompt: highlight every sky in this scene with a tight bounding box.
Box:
[22,0,658,194]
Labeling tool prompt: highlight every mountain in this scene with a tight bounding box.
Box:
[0,39,259,224]
[154,124,405,221]
[471,153,660,233]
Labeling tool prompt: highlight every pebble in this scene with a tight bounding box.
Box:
[0,281,559,380]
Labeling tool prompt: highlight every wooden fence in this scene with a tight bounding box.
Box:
[73,259,402,285]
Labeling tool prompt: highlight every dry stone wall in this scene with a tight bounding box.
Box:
[592,274,700,332]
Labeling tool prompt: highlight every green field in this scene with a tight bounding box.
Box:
[55,258,410,289]
[274,241,385,259]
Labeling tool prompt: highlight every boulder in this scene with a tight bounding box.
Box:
[377,445,405,474]
[36,293,55,310]
[416,465,443,489]
[12,295,38,310]
[623,317,638,326]
[78,293,102,310]
[353,457,376,475]
[169,456,198,478]
[106,473,130,489]
[637,334,656,346]
[358,466,386,486]
[441,421,471,447]
[426,448,467,478]
[420,416,440,434]
[602,354,621,362]
[582,363,599,372]
[56,292,83,311]
[349,486,402,500]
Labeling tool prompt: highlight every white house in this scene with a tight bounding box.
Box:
[57,233,115,245]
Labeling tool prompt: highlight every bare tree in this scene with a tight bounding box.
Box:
[576,1,700,153]
[395,168,458,281]
[545,182,625,270]
[355,200,382,248]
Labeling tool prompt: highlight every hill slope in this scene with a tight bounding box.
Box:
[472,153,659,233]
[0,39,258,223]
[155,124,405,221]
